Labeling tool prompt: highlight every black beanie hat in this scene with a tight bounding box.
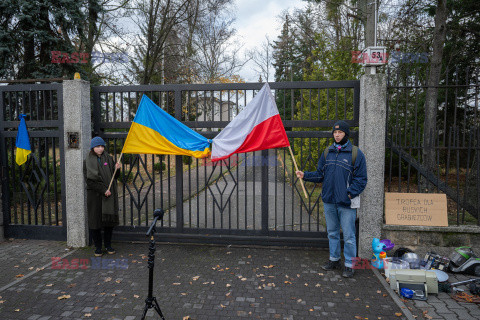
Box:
[332,120,350,137]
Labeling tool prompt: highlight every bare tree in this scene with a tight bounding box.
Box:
[129,0,197,84]
[421,0,448,191]
[248,35,272,82]
[189,3,245,83]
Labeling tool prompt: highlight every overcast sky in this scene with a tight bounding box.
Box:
[232,0,308,82]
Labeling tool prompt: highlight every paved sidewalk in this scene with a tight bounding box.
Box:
[0,239,409,320]
[400,272,480,320]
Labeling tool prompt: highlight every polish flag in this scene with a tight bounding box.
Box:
[211,83,290,162]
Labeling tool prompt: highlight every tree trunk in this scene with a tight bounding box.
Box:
[420,0,447,192]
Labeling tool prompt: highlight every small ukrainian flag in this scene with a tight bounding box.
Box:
[15,114,31,166]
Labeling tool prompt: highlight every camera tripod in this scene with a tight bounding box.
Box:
[141,209,166,320]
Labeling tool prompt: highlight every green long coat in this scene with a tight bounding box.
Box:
[83,151,120,229]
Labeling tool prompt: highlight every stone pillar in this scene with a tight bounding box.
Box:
[358,74,387,259]
[63,80,91,247]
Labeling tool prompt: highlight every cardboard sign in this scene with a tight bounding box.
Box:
[385,193,448,226]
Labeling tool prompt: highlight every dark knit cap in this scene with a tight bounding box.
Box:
[332,120,350,137]
[90,136,106,149]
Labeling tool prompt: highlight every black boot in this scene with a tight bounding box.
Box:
[104,227,115,254]
[90,229,103,257]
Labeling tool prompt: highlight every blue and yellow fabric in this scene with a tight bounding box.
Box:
[15,114,31,166]
[122,95,211,158]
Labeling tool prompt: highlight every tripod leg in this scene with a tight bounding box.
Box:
[141,304,149,320]
[152,297,166,320]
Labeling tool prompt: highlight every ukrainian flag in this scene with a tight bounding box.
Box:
[122,95,211,158]
[15,114,31,166]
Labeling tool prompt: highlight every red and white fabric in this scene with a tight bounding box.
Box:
[211,83,290,162]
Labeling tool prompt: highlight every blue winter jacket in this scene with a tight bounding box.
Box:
[303,142,368,207]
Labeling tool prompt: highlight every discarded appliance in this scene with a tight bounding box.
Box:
[388,269,438,300]
[424,252,450,271]
[449,246,480,276]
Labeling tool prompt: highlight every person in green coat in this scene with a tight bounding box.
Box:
[84,137,121,257]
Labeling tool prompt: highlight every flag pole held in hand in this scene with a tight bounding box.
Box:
[288,146,308,199]
[107,153,123,193]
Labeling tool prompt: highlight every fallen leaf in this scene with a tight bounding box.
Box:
[104,277,112,282]
[284,281,292,284]
[115,280,122,283]
[183,316,192,320]
[383,294,388,297]
[45,284,53,287]
[309,309,314,311]
[173,283,181,285]
[14,265,19,268]
[226,292,231,297]
[304,283,308,286]
[84,313,92,317]
[0,300,5,304]
[220,304,226,308]
[192,276,200,281]
[318,273,324,276]
[366,305,370,308]
[57,295,71,300]
[241,278,247,281]
[333,291,338,294]
[15,274,24,278]
[28,267,33,270]
[94,306,100,310]
[355,317,363,320]
[315,284,321,287]
[134,295,140,298]
[111,294,116,296]
[263,265,275,269]
[226,284,231,288]
[345,293,350,297]
[14,309,20,312]
[377,290,382,294]
[395,313,402,317]
[68,284,76,288]
[181,293,187,296]
[354,298,360,301]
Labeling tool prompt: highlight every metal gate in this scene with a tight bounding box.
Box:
[92,81,359,246]
[0,84,66,240]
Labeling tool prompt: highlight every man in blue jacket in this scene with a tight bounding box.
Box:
[296,120,367,278]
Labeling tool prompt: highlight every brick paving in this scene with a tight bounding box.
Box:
[0,239,411,320]
[400,272,480,320]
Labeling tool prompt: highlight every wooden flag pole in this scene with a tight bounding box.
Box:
[287,146,308,199]
[107,152,124,193]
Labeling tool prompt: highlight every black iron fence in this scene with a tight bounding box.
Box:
[0,84,66,240]
[92,81,359,245]
[386,66,480,225]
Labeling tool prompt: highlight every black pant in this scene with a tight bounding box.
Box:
[90,227,114,249]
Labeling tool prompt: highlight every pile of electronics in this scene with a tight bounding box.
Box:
[371,239,480,301]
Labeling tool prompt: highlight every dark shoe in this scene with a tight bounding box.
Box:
[106,247,116,255]
[322,260,341,271]
[342,267,355,278]
[94,248,103,257]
